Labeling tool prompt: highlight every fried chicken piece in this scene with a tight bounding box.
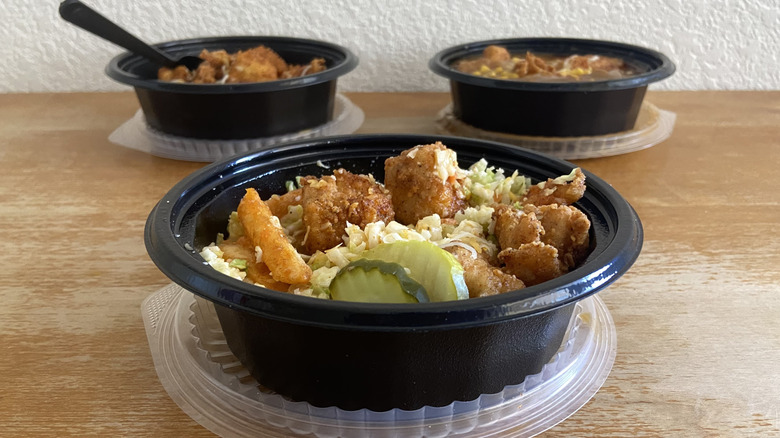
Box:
[446,246,524,297]
[531,204,591,271]
[281,58,327,78]
[298,169,394,254]
[483,45,511,62]
[157,65,191,82]
[456,46,511,74]
[523,168,586,206]
[265,189,304,218]
[384,142,467,224]
[226,46,288,83]
[499,241,563,286]
[187,49,231,83]
[158,45,327,83]
[227,59,278,82]
[493,201,590,282]
[199,49,230,70]
[493,203,543,250]
[191,63,218,83]
[526,51,555,75]
[514,51,556,77]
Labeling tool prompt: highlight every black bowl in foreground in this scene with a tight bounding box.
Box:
[430,37,675,137]
[107,36,358,139]
[144,134,643,411]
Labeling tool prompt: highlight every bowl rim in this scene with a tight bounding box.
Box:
[429,37,675,92]
[106,35,358,94]
[144,134,643,331]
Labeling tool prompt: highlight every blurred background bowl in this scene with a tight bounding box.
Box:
[429,37,675,137]
[144,134,643,411]
[106,35,358,139]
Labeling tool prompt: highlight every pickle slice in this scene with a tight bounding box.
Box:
[330,259,429,304]
[363,240,469,302]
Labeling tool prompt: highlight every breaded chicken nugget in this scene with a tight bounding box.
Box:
[384,142,467,224]
[446,246,524,297]
[523,168,586,206]
[533,204,591,271]
[157,65,190,82]
[191,63,218,83]
[199,49,230,70]
[237,188,312,284]
[493,203,543,249]
[299,169,394,254]
[282,58,327,78]
[226,46,288,83]
[265,189,304,219]
[483,45,511,62]
[499,241,562,286]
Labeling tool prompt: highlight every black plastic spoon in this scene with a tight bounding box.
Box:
[59,0,202,70]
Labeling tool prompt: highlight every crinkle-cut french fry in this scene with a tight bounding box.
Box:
[237,188,312,284]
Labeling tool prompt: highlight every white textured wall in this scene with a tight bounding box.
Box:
[1,0,778,93]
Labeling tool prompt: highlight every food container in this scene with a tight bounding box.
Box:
[144,134,643,412]
[106,36,358,139]
[429,38,675,137]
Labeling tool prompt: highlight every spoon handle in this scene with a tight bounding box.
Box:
[59,0,176,68]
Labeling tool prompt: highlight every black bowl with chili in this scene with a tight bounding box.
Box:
[429,37,675,137]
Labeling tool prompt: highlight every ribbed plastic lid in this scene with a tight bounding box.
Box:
[142,284,617,437]
[436,100,675,159]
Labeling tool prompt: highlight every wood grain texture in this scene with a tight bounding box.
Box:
[0,91,778,437]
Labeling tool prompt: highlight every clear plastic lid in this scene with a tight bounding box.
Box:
[142,284,617,437]
[436,100,675,160]
[109,93,365,162]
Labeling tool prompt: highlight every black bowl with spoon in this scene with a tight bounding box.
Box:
[59,0,358,140]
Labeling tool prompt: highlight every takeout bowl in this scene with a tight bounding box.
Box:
[429,37,675,137]
[144,134,643,411]
[106,36,358,139]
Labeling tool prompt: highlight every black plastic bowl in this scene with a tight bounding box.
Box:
[106,36,358,139]
[430,38,675,137]
[144,134,643,411]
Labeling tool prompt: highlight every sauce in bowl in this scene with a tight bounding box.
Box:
[456,45,637,82]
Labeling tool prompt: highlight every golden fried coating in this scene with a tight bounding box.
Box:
[217,239,290,292]
[227,58,278,82]
[499,241,562,286]
[532,204,591,271]
[157,65,190,82]
[384,142,467,224]
[483,45,511,62]
[446,246,524,297]
[199,49,230,70]
[265,189,304,218]
[523,168,586,206]
[237,188,312,284]
[492,201,590,282]
[157,45,326,83]
[225,46,288,83]
[298,169,395,254]
[191,63,218,83]
[493,203,543,250]
[514,51,556,77]
[281,58,327,79]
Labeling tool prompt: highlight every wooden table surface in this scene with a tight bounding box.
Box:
[1,91,778,437]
